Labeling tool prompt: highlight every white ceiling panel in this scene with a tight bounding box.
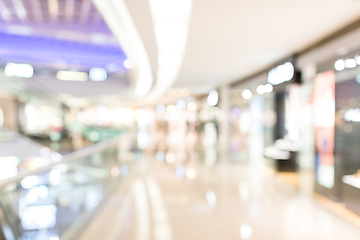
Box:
[126,0,360,95]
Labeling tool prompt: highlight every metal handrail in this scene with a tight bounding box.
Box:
[0,135,123,189]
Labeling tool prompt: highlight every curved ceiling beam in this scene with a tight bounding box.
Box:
[146,0,192,99]
[92,0,153,97]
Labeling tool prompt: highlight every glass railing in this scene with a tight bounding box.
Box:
[0,134,133,240]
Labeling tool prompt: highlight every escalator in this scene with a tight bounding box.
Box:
[0,135,133,240]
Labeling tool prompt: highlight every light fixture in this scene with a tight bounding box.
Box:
[148,0,192,97]
[187,102,196,111]
[207,90,218,106]
[186,168,196,179]
[345,59,356,69]
[240,225,253,239]
[166,152,175,163]
[12,0,27,20]
[0,1,11,20]
[256,85,265,95]
[356,74,360,83]
[21,176,40,189]
[40,147,50,157]
[166,105,176,114]
[335,59,345,71]
[5,62,33,78]
[344,108,360,122]
[56,71,88,81]
[267,62,294,85]
[177,99,186,111]
[206,191,217,208]
[356,55,360,65]
[89,68,107,81]
[123,59,133,69]
[264,84,273,93]
[50,152,62,162]
[242,89,252,100]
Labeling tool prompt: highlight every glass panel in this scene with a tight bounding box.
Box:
[0,143,131,240]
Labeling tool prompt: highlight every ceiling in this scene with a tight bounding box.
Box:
[0,0,131,102]
[126,0,360,95]
[1,0,360,101]
[0,32,127,70]
[0,0,105,25]
[0,0,115,44]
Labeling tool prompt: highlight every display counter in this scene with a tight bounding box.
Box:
[264,139,298,172]
[342,175,360,215]
[273,151,298,172]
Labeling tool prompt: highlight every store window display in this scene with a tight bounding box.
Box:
[313,71,335,189]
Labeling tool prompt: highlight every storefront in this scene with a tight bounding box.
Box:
[267,57,302,172]
[230,56,301,170]
[296,23,360,215]
[229,73,269,163]
[312,50,360,212]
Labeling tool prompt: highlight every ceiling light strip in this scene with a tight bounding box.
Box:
[148,0,192,98]
[0,0,11,21]
[48,0,59,22]
[12,0,27,20]
[92,0,153,97]
[56,71,88,81]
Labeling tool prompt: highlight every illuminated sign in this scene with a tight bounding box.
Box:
[267,62,294,85]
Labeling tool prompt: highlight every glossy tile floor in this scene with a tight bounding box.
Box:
[80,150,360,240]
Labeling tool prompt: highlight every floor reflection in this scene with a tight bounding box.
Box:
[1,130,359,240]
[79,143,360,240]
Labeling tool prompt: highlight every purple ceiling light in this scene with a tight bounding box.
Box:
[0,32,128,71]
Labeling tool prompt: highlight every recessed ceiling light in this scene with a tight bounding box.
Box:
[335,59,345,71]
[56,71,88,81]
[123,59,133,69]
[5,62,33,78]
[242,89,252,100]
[345,59,356,68]
[89,68,107,81]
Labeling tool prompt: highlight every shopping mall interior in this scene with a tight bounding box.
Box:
[2,0,360,239]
